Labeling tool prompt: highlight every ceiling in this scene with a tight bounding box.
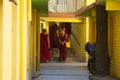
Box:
[31,0,107,18]
[32,0,48,17]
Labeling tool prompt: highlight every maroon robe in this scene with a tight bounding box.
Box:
[59,34,69,61]
[49,23,58,49]
[51,32,59,49]
[40,33,50,61]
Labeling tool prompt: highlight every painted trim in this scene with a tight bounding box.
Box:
[40,17,81,22]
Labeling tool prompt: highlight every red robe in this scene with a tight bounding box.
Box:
[51,33,59,49]
[59,34,69,61]
[40,33,50,61]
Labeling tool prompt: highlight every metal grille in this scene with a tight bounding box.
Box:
[48,0,86,13]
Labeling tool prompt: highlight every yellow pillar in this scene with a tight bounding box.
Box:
[86,18,89,42]
[108,12,113,59]
[88,16,96,43]
[27,0,32,79]
[32,10,40,74]
[27,0,32,21]
[16,1,20,80]
[46,22,49,34]
[30,12,34,77]
[86,18,89,62]
[110,12,120,78]
[2,1,12,80]
[37,12,40,70]
[0,0,3,80]
[19,0,27,80]
[12,3,18,80]
[32,9,37,75]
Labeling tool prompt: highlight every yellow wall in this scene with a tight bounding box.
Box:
[88,16,96,43]
[2,1,13,80]
[106,1,120,11]
[19,0,32,80]
[29,18,34,80]
[19,0,32,79]
[26,22,32,80]
[46,22,49,33]
[36,11,40,70]
[12,3,18,80]
[32,8,40,75]
[108,12,113,59]
[19,0,27,79]
[32,8,41,76]
[0,0,3,80]
[71,17,96,62]
[86,0,95,6]
[0,0,33,80]
[71,19,87,62]
[110,12,120,78]
[32,9,37,75]
[26,0,32,79]
[16,1,20,79]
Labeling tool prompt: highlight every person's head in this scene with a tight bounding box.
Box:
[43,29,47,34]
[55,29,59,34]
[61,27,66,34]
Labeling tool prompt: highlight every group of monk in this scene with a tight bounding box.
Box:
[40,24,70,63]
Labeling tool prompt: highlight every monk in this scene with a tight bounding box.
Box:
[52,29,60,49]
[59,27,69,62]
[40,29,51,63]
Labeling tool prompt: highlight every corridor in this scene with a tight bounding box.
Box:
[33,63,89,80]
[1,0,120,80]
[33,44,119,80]
[33,49,90,80]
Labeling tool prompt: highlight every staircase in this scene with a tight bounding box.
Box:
[50,48,81,63]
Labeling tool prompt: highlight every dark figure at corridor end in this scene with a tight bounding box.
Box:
[85,42,96,75]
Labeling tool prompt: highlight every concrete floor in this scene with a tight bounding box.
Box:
[32,49,120,80]
[33,63,90,80]
[33,49,90,80]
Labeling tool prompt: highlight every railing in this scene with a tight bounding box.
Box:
[48,0,86,13]
[71,32,81,46]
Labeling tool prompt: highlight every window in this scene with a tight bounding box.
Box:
[57,0,67,4]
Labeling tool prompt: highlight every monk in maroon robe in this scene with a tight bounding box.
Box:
[40,29,51,62]
[59,27,69,62]
[52,29,60,49]
[49,22,59,49]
